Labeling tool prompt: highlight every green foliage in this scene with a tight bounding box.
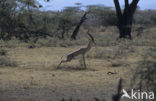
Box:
[134,10,156,26]
[0,0,39,40]
[0,0,82,41]
[86,5,117,26]
[55,9,80,38]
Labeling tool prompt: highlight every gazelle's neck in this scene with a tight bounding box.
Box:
[86,41,92,50]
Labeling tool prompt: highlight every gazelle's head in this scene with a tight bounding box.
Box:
[87,30,96,46]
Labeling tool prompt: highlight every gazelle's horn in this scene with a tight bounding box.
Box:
[87,30,96,44]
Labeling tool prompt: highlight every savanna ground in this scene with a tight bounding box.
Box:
[0,26,155,101]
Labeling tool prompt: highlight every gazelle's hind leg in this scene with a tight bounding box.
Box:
[57,55,73,69]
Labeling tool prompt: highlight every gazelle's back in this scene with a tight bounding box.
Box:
[70,48,86,56]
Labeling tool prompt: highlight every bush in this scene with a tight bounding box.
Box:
[0,56,17,67]
[0,49,7,56]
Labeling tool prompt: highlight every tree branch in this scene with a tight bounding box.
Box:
[123,0,129,19]
[113,0,122,19]
[130,0,140,14]
[125,0,129,8]
[71,12,88,40]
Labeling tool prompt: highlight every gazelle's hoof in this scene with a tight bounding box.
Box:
[56,66,60,69]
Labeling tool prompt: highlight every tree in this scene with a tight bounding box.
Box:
[55,7,81,39]
[0,0,52,41]
[71,12,88,40]
[86,5,117,26]
[0,0,38,40]
[113,0,140,39]
[0,0,18,40]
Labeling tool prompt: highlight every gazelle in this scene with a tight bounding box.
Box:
[57,31,96,69]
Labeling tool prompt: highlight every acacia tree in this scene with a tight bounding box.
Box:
[113,0,140,39]
[0,0,51,41]
[0,0,38,40]
[0,0,19,40]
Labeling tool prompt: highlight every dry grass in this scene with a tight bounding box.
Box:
[0,26,155,101]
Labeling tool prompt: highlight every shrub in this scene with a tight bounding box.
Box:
[0,56,17,67]
[0,49,7,56]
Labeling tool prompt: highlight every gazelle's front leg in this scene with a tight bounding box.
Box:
[57,60,67,68]
[82,54,87,69]
[57,61,63,68]
[57,55,73,68]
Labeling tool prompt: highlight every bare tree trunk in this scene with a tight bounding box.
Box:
[71,12,88,40]
[114,0,140,39]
